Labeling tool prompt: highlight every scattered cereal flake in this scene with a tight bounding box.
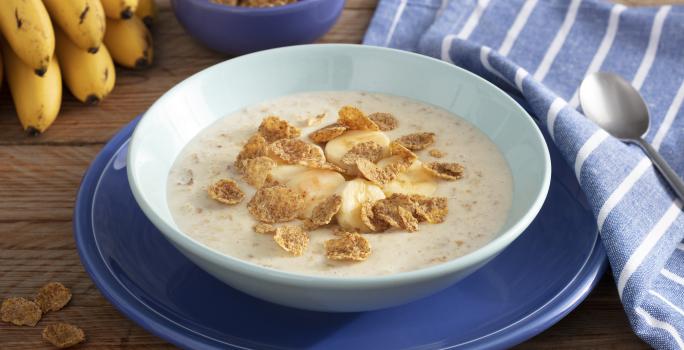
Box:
[360,201,375,230]
[377,193,448,225]
[35,282,71,314]
[262,175,280,188]
[387,141,417,172]
[382,193,417,215]
[208,179,245,205]
[428,149,445,158]
[356,158,397,186]
[395,132,436,151]
[253,223,276,234]
[332,225,355,236]
[412,196,449,224]
[325,233,371,261]
[273,226,309,256]
[341,141,385,173]
[390,141,416,158]
[309,195,342,227]
[389,193,421,211]
[423,162,464,181]
[368,112,398,131]
[337,106,380,131]
[397,206,419,232]
[301,219,319,231]
[306,161,347,174]
[357,143,416,185]
[242,156,277,188]
[269,138,325,165]
[308,124,347,143]
[306,113,326,127]
[360,201,389,232]
[1,297,41,326]
[258,116,301,143]
[369,194,437,232]
[386,193,416,205]
[235,134,269,171]
[374,204,419,232]
[248,185,304,223]
[42,323,85,349]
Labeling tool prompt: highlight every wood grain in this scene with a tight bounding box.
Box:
[0,0,671,348]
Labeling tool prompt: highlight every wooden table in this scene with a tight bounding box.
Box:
[2,0,673,348]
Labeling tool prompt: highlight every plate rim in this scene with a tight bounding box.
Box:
[73,117,607,350]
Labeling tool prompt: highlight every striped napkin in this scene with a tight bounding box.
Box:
[364,1,684,348]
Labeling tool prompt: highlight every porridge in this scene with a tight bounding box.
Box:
[167,91,513,277]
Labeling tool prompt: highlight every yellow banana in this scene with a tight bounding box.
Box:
[0,0,55,76]
[135,0,157,28]
[103,16,153,69]
[101,0,138,20]
[55,27,115,105]
[2,43,62,134]
[43,0,106,54]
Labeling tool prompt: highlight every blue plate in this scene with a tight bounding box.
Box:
[74,117,607,350]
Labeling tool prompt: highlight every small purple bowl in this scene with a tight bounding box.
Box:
[170,0,345,55]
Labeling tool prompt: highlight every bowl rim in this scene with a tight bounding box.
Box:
[127,43,551,288]
[177,0,335,15]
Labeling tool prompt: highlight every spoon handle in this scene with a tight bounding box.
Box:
[637,138,684,202]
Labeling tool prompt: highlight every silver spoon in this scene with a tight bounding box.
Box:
[579,72,684,201]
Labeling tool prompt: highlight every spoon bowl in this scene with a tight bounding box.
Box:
[579,72,649,140]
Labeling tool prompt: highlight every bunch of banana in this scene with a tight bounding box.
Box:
[0,0,157,135]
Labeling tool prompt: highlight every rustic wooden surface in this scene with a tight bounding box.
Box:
[1,0,674,348]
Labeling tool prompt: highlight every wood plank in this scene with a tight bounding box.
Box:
[0,146,99,222]
[320,9,375,44]
[345,0,379,9]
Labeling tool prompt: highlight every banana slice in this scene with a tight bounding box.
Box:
[336,178,386,232]
[324,130,390,168]
[285,169,345,218]
[378,157,437,196]
[269,164,309,184]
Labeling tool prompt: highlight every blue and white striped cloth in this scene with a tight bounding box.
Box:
[364,1,684,348]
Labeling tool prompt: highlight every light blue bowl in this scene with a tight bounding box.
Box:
[127,44,551,312]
